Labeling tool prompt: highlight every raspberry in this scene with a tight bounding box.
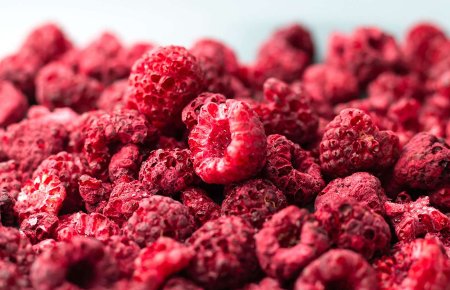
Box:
[0,225,34,276]
[20,212,59,244]
[162,277,203,290]
[255,206,329,282]
[132,237,194,289]
[125,42,155,68]
[56,212,119,242]
[0,81,28,127]
[186,216,261,289]
[78,175,112,213]
[124,196,195,247]
[254,78,318,145]
[263,134,324,205]
[320,108,400,177]
[35,61,103,113]
[15,173,67,221]
[315,200,391,259]
[0,190,15,226]
[419,93,450,137]
[30,237,119,289]
[128,46,204,129]
[182,92,227,131]
[156,136,187,150]
[180,187,220,226]
[0,160,23,199]
[104,235,140,279]
[384,196,449,242]
[0,260,28,290]
[109,144,142,183]
[27,106,80,132]
[255,23,314,84]
[31,238,58,256]
[430,187,450,212]
[97,79,130,112]
[222,179,287,228]
[393,132,450,190]
[315,172,387,215]
[294,249,378,290]
[139,148,198,196]
[239,277,284,290]
[189,99,267,184]
[103,180,153,225]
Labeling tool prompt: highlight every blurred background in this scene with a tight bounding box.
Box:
[1,0,450,61]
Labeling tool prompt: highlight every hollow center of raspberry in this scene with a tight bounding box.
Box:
[208,119,231,158]
[66,258,97,288]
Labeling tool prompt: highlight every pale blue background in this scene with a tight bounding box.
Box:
[1,0,449,62]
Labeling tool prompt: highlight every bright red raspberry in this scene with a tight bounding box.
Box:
[78,175,112,213]
[104,235,140,279]
[182,92,227,131]
[320,108,400,177]
[0,81,28,127]
[128,45,204,129]
[109,144,142,183]
[56,212,119,242]
[263,134,324,205]
[124,196,196,247]
[97,79,130,112]
[430,187,450,212]
[162,277,203,290]
[0,190,15,226]
[239,277,284,290]
[186,216,260,289]
[222,179,287,228]
[20,212,59,244]
[385,196,449,242]
[0,260,28,290]
[0,160,23,199]
[255,206,329,282]
[189,99,267,184]
[30,237,119,290]
[180,187,220,226]
[294,249,378,290]
[133,237,194,290]
[315,172,387,216]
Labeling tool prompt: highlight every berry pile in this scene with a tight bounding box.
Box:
[0,21,449,290]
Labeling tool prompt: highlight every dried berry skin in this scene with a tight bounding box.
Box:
[187,216,261,290]
[20,212,59,244]
[0,189,15,226]
[189,99,267,184]
[125,42,155,68]
[255,206,329,282]
[263,134,324,205]
[0,160,23,200]
[78,175,112,213]
[124,196,195,247]
[104,235,140,279]
[180,187,220,226]
[109,144,141,183]
[162,277,203,290]
[222,178,287,228]
[320,108,400,177]
[0,81,28,127]
[315,172,387,216]
[97,79,130,112]
[128,45,204,129]
[294,249,378,290]
[430,187,450,212]
[182,92,227,131]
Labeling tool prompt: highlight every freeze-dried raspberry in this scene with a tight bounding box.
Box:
[27,106,79,132]
[109,144,141,182]
[0,225,34,276]
[315,200,391,259]
[133,237,194,289]
[125,42,155,67]
[326,27,402,87]
[103,180,153,225]
[180,187,220,226]
[15,173,66,221]
[32,239,58,256]
[0,190,15,226]
[294,249,378,290]
[426,230,450,257]
[182,92,227,131]
[0,81,28,127]
[187,216,260,289]
[430,187,450,212]
[419,94,450,137]
[393,133,449,190]
[254,78,318,144]
[374,238,450,290]
[189,99,267,184]
[56,212,119,242]
[30,237,119,289]
[239,277,283,290]
[156,136,187,150]
[222,179,287,228]
[0,260,28,290]
[387,98,421,132]
[139,148,198,196]
[263,134,324,205]
[315,172,387,215]
[162,277,203,290]
[255,23,314,84]
[20,212,59,244]
[78,175,112,213]
[385,196,449,242]
[35,61,103,113]
[97,79,130,112]
[128,45,204,129]
[320,108,400,177]
[124,196,195,247]
[255,206,329,281]
[104,235,140,279]
[0,160,22,199]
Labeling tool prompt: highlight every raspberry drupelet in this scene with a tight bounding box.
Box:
[0,81,28,127]
[180,187,220,226]
[182,92,227,131]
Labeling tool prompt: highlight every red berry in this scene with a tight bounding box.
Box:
[125,42,155,69]
[0,81,28,127]
[0,260,28,290]
[162,277,203,290]
[97,79,130,112]
[182,92,227,131]
[180,187,220,226]
[78,175,112,213]
[0,160,23,199]
[0,189,15,226]
[156,136,187,150]
[0,225,34,277]
[239,277,284,290]
[20,212,59,244]
[104,235,140,279]
[109,144,142,183]
[430,187,450,212]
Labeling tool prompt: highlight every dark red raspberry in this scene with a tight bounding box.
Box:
[186,216,260,289]
[255,206,329,282]
[132,237,194,289]
[162,277,203,290]
[30,237,119,289]
[374,238,450,290]
[263,134,324,205]
[0,189,15,226]
[35,61,103,113]
[315,172,387,216]
[426,230,450,257]
[430,187,450,212]
[78,175,112,213]
[182,92,227,131]
[0,225,34,276]
[97,79,130,112]
[189,99,267,184]
[156,136,187,150]
[20,212,59,244]
[180,187,220,226]
[109,144,142,183]
[0,260,28,290]
[320,108,400,177]
[419,93,450,138]
[128,45,204,129]
[393,133,449,190]
[294,249,378,290]
[254,23,314,84]
[239,277,284,290]
[124,196,195,247]
[0,160,23,199]
[222,179,287,228]
[56,212,119,242]
[0,81,28,127]
[104,235,140,279]
[387,98,421,132]
[385,196,449,242]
